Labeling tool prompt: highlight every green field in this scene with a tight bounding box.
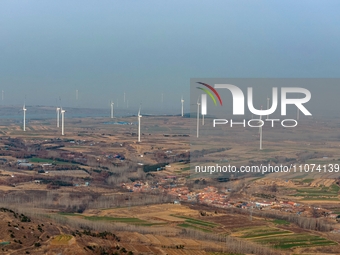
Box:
[257,234,337,249]
[292,184,339,200]
[29,157,75,165]
[172,215,218,227]
[58,212,81,216]
[236,226,337,250]
[237,227,291,239]
[272,219,290,225]
[83,215,147,224]
[301,197,339,201]
[302,179,314,183]
[173,215,218,232]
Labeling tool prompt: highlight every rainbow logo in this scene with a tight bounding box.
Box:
[196,82,223,106]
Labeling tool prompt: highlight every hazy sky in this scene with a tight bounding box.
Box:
[1,0,340,111]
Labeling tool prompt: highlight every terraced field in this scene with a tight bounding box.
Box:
[172,215,218,232]
[205,214,265,229]
[256,233,337,249]
[292,184,340,201]
[237,227,291,238]
[235,226,337,250]
[58,212,159,225]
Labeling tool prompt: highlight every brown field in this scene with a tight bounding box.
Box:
[206,214,265,230]
[90,204,200,221]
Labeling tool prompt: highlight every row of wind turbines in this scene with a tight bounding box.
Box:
[20,92,187,142]
[22,94,184,142]
[21,105,65,136]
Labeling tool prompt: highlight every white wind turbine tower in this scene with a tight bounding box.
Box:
[137,105,142,142]
[23,104,27,131]
[56,107,60,127]
[181,95,184,117]
[196,97,200,138]
[61,109,66,136]
[110,101,114,118]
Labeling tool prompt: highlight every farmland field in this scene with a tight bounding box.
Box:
[29,157,76,165]
[234,226,337,250]
[83,215,148,224]
[173,215,218,232]
[205,214,265,229]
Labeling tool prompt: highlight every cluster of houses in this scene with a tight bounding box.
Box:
[121,181,340,223]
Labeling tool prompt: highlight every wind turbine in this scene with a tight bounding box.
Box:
[137,105,142,142]
[181,95,184,117]
[61,109,66,136]
[23,104,27,131]
[56,107,60,127]
[196,97,200,138]
[110,101,114,118]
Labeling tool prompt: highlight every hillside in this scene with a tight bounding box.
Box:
[0,207,131,255]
